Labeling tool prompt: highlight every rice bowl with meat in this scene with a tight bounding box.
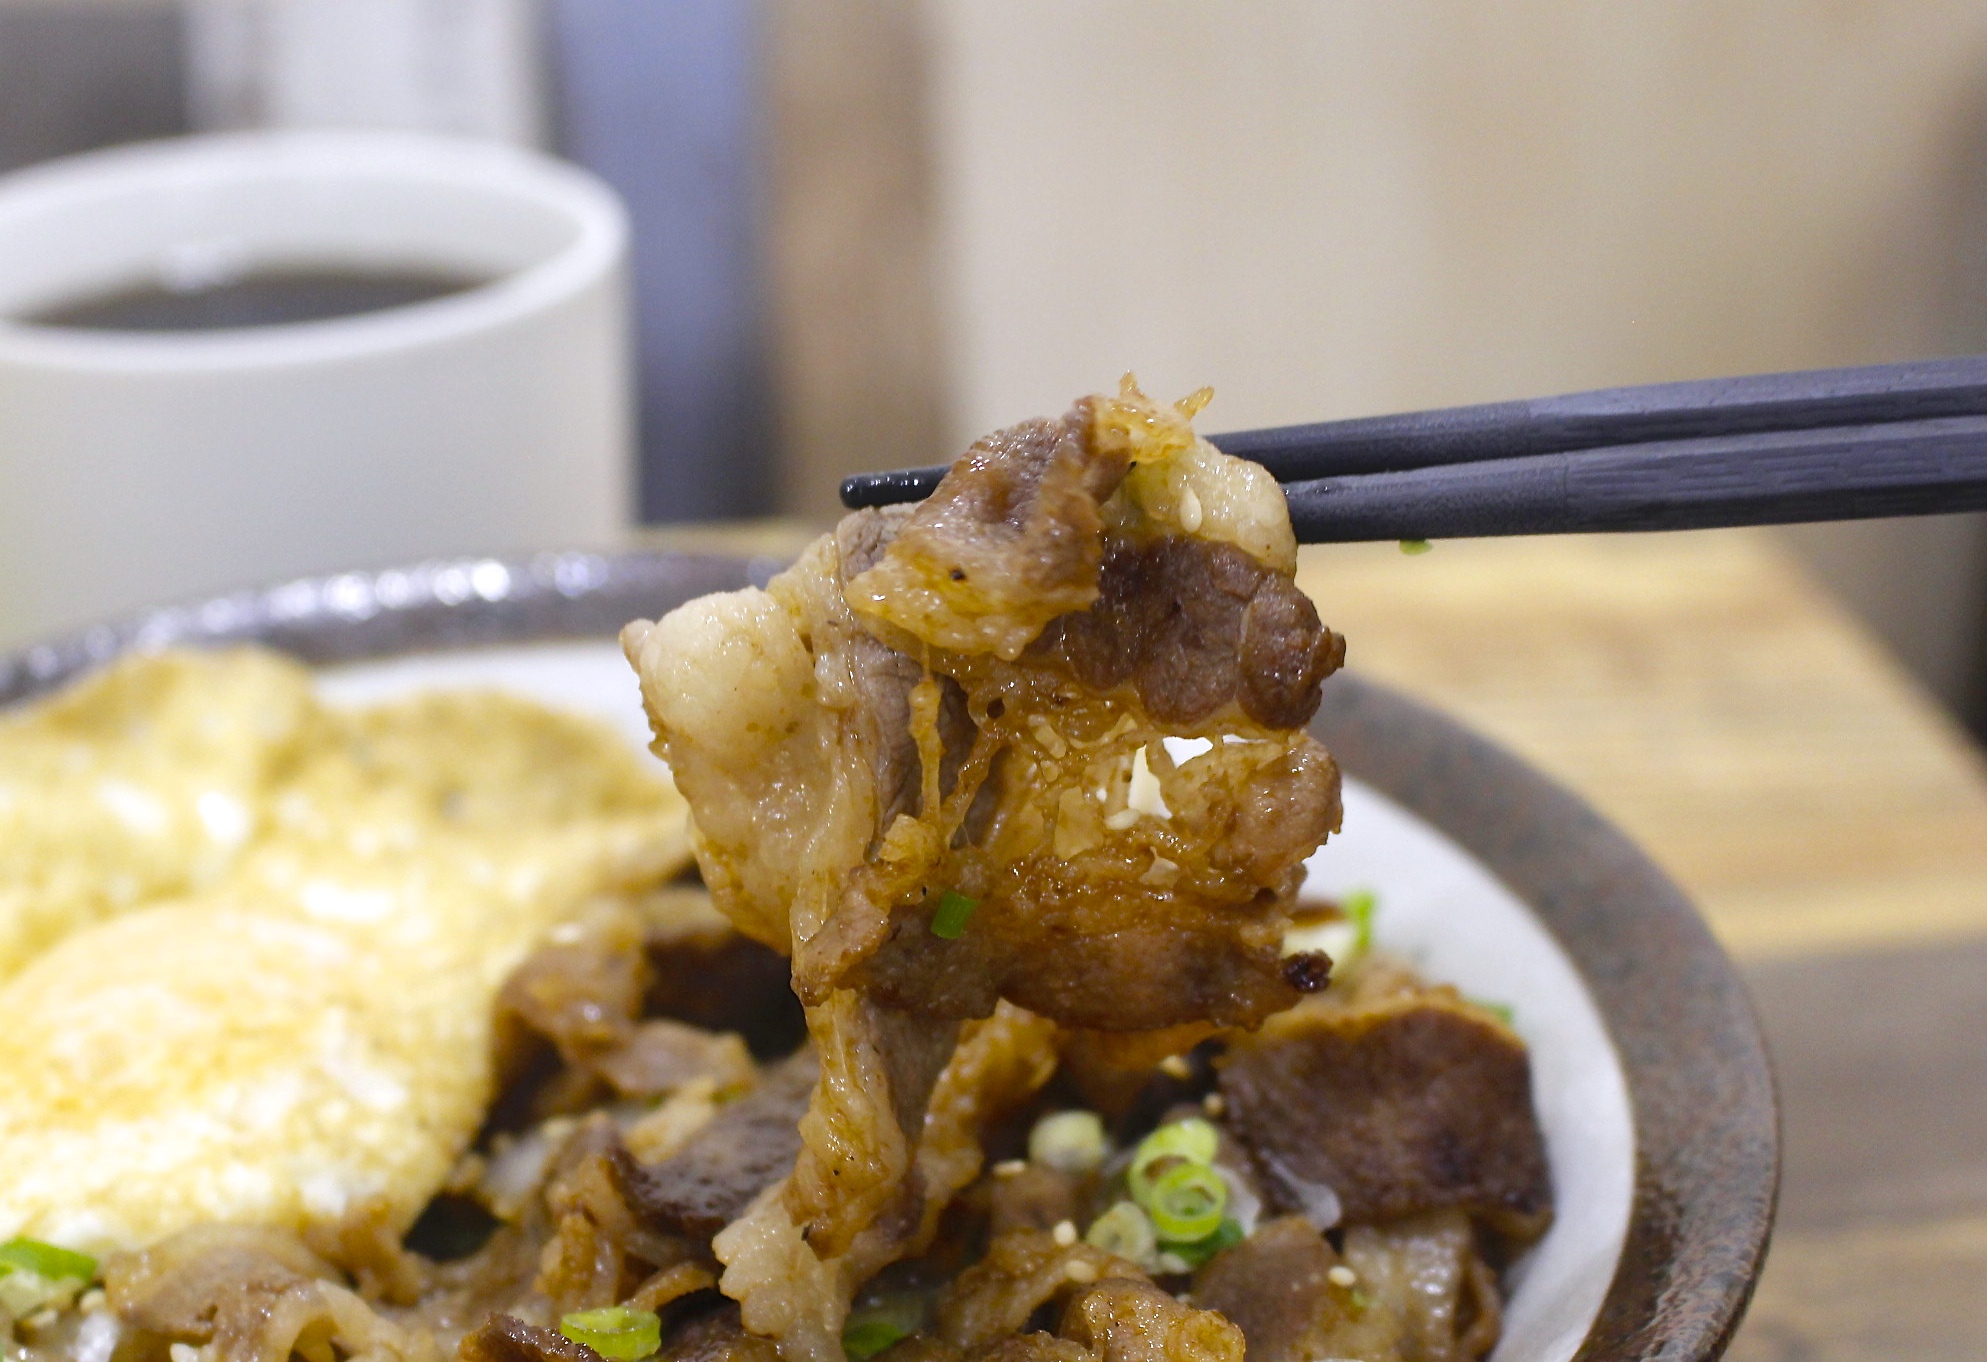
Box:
[0,381,1612,1362]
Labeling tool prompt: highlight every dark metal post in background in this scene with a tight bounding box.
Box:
[544,0,774,524]
[0,5,187,173]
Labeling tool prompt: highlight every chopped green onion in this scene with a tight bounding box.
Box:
[930,891,978,939]
[1398,539,1433,555]
[1128,1117,1220,1203]
[1144,1162,1229,1242]
[1162,1217,1245,1270]
[1028,1110,1108,1175]
[560,1307,662,1360]
[1344,889,1377,961]
[1471,998,1516,1026]
[1084,1200,1157,1265]
[0,1239,96,1284]
[841,1319,908,1361]
[842,1295,925,1360]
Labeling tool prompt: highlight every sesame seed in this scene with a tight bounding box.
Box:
[1201,1093,1226,1118]
[1064,1259,1099,1284]
[1052,1219,1079,1246]
[993,1159,1028,1178]
[1328,1265,1357,1287]
[80,1289,106,1313]
[1159,1054,1192,1080]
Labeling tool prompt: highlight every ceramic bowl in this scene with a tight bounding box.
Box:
[0,550,1778,1362]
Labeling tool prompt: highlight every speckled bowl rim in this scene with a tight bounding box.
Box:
[0,549,1779,1362]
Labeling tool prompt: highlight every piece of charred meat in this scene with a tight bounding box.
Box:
[532,1114,714,1319]
[640,888,807,1059]
[1190,1217,1364,1362]
[1217,988,1552,1242]
[1193,1212,1501,1362]
[491,906,757,1126]
[610,1051,819,1241]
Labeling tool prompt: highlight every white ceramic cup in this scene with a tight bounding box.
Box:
[0,130,633,648]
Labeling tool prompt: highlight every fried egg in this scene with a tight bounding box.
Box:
[0,650,692,1255]
[0,648,318,982]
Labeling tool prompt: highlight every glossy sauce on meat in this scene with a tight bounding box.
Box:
[621,380,1347,1361]
[0,383,1552,1362]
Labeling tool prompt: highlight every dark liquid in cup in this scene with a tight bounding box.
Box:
[22,267,488,332]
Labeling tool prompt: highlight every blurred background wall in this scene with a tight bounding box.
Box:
[2,0,1986,732]
[787,1,1987,735]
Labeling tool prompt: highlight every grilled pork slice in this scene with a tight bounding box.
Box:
[622,379,1345,1362]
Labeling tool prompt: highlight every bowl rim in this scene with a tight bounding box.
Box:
[0,548,1779,1362]
[1312,665,1778,1361]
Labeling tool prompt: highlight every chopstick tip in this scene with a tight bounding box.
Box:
[840,465,948,510]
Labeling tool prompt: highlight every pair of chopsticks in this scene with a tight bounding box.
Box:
[839,357,1987,541]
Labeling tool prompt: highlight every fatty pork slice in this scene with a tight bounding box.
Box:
[620,380,1345,1361]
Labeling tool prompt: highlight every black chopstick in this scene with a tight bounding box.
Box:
[840,354,1987,510]
[1281,415,1987,542]
[1216,353,1987,481]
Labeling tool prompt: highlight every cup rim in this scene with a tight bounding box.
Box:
[0,129,628,373]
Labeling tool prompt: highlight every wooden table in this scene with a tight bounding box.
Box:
[1296,530,1987,1361]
